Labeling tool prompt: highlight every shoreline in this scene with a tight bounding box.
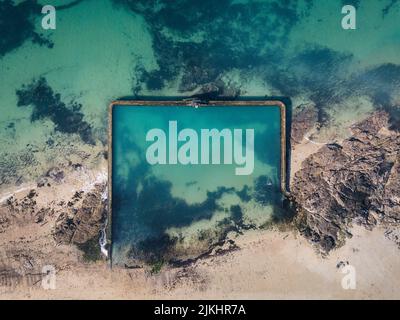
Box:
[1,119,399,299]
[2,224,399,299]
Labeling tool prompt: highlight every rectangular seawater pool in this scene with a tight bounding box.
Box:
[109,100,288,266]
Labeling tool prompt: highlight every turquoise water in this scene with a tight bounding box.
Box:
[111,104,282,264]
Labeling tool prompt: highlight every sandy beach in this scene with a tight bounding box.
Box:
[2,223,399,299]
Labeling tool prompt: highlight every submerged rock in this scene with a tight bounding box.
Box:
[292,111,400,252]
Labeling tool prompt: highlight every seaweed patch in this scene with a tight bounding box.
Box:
[264,46,354,123]
[382,0,400,17]
[341,0,361,9]
[114,0,306,93]
[16,77,95,145]
[0,0,54,57]
[354,63,400,129]
[355,63,400,105]
[116,173,239,263]
[114,166,284,264]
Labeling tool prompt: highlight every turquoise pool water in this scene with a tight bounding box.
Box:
[111,104,283,264]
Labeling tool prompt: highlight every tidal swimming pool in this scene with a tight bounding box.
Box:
[110,101,287,266]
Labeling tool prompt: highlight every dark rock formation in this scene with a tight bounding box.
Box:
[53,183,107,245]
[0,190,55,235]
[292,111,400,252]
[45,167,65,183]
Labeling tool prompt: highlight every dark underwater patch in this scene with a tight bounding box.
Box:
[16,77,95,144]
[114,172,236,262]
[125,181,259,264]
[341,0,361,9]
[264,46,354,123]
[355,63,400,104]
[384,106,400,131]
[230,205,243,224]
[354,63,400,129]
[236,185,251,203]
[382,0,399,17]
[254,175,281,206]
[0,0,54,57]
[133,177,235,232]
[56,0,86,11]
[130,234,176,264]
[113,161,286,263]
[114,0,306,93]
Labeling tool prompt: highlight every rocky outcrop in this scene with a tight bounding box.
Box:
[53,183,107,245]
[292,111,400,252]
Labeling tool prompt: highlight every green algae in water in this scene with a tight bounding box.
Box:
[111,103,284,265]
